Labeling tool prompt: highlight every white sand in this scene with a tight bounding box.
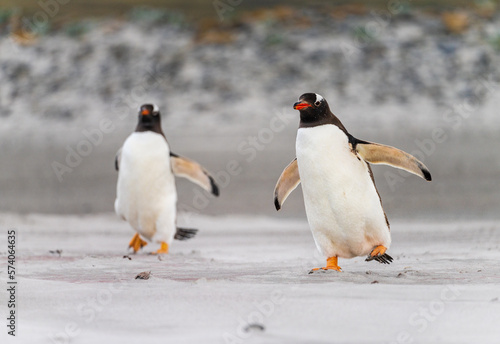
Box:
[1,213,499,343]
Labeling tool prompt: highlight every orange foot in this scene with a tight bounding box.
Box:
[370,245,387,257]
[309,256,342,274]
[128,233,148,253]
[151,242,169,255]
[366,245,393,264]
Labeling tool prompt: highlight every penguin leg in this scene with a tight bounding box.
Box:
[309,256,342,273]
[128,233,148,253]
[365,245,393,264]
[151,242,169,255]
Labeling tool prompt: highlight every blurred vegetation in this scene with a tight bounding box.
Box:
[0,7,15,24]
[0,0,497,39]
[62,21,92,38]
[353,26,377,45]
[128,6,187,27]
[0,0,491,23]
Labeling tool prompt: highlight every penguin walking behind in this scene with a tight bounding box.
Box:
[274,93,431,272]
[115,104,219,254]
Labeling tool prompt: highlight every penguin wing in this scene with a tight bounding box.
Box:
[355,141,432,181]
[170,153,220,196]
[274,158,300,211]
[115,147,122,171]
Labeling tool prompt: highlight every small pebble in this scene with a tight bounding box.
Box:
[135,271,151,280]
[49,250,62,257]
[244,323,265,333]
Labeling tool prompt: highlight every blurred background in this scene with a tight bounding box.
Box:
[0,0,499,220]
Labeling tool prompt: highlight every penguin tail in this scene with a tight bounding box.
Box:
[365,253,393,264]
[174,228,198,241]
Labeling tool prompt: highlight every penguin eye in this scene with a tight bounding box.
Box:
[314,101,321,107]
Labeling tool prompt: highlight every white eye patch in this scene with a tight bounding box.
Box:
[315,94,324,103]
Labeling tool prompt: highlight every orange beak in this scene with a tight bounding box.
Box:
[293,102,311,110]
[141,109,150,116]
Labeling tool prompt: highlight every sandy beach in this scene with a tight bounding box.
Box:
[1,213,499,343]
[1,4,500,343]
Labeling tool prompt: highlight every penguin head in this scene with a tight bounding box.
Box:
[137,104,161,130]
[293,93,329,123]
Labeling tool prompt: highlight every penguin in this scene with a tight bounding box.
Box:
[115,104,219,254]
[274,93,431,272]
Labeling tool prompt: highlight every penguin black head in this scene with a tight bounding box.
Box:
[293,93,329,123]
[294,93,347,131]
[135,104,163,134]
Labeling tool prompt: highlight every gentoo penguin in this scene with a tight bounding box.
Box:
[274,93,431,272]
[115,104,219,254]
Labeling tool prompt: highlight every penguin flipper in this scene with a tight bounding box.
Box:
[355,142,432,181]
[174,227,198,241]
[170,154,220,196]
[274,158,300,211]
[115,147,122,171]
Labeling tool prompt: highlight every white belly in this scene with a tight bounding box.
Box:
[115,132,177,243]
[296,125,391,259]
